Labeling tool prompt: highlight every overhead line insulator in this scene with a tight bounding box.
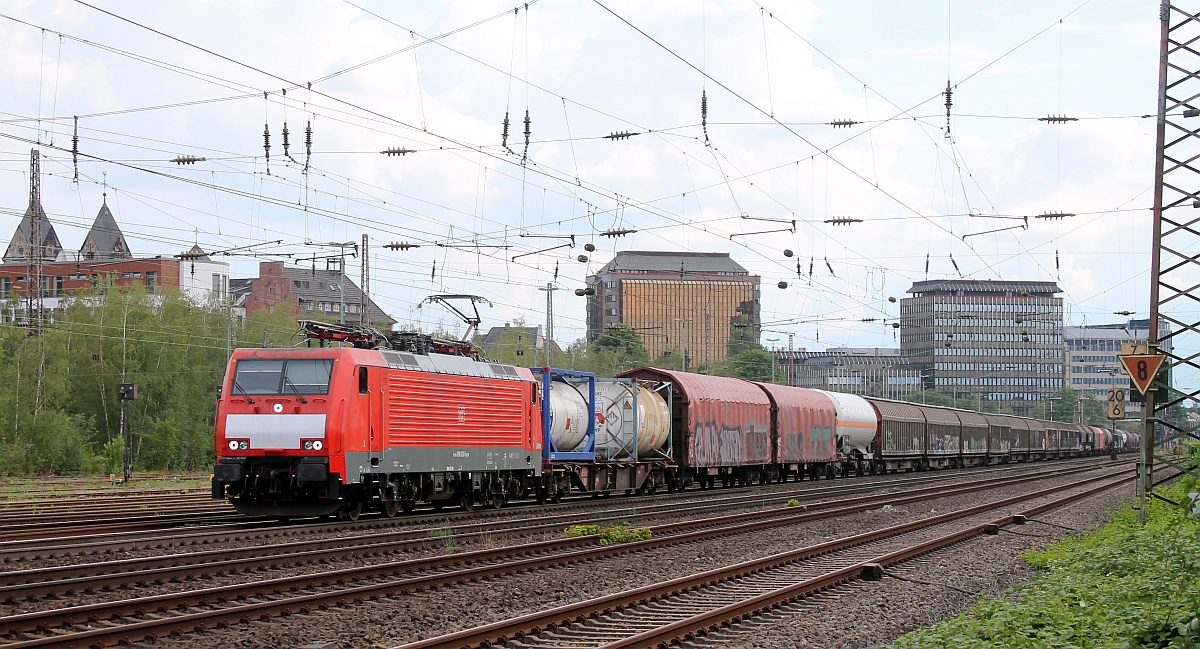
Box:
[600,228,637,238]
[1038,114,1079,123]
[604,131,640,140]
[381,147,418,156]
[171,155,206,165]
[828,119,860,128]
[383,242,420,250]
[824,217,863,225]
[1036,211,1075,220]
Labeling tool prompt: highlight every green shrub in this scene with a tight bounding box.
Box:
[564,523,651,544]
[564,524,601,538]
[889,477,1200,649]
[785,499,801,507]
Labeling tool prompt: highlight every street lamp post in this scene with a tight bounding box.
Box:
[675,318,692,372]
[766,338,779,383]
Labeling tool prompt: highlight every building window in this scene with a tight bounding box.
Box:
[145,271,157,293]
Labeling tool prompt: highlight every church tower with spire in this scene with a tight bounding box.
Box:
[79,194,131,260]
[3,149,62,264]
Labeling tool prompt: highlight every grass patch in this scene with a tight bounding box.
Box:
[888,447,1200,649]
[564,523,652,545]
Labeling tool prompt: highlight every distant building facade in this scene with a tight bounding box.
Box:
[777,347,926,399]
[1063,318,1171,417]
[230,260,395,330]
[0,192,230,322]
[899,279,1064,415]
[477,324,562,360]
[586,251,760,369]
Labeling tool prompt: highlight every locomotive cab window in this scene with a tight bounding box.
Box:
[358,367,368,394]
[232,358,334,395]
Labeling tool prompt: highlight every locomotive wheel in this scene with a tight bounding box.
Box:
[550,488,563,504]
[345,499,363,522]
[536,488,548,505]
[381,499,399,518]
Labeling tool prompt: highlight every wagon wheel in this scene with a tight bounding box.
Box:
[344,499,364,522]
[460,492,477,512]
[489,491,504,509]
[381,498,399,518]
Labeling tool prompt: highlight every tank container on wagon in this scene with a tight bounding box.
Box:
[544,380,592,453]
[954,410,989,464]
[751,382,837,466]
[593,379,671,459]
[1095,427,1109,452]
[814,390,877,458]
[865,397,927,471]
[915,404,960,468]
[619,368,771,469]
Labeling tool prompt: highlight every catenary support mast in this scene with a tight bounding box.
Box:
[1145,0,1200,521]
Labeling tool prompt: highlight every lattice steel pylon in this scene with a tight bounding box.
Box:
[1146,0,1200,520]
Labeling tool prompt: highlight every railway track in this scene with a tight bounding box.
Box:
[0,456,1120,560]
[0,462,1118,600]
[396,472,1132,649]
[0,462,1130,648]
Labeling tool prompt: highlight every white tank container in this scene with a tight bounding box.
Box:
[814,390,878,456]
[546,382,590,451]
[595,382,670,458]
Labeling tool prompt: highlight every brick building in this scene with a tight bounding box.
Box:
[585,251,760,369]
[231,260,395,330]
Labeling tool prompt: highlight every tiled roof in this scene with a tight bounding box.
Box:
[3,200,62,263]
[282,265,395,326]
[79,200,131,260]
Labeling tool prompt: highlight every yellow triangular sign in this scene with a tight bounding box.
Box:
[1119,354,1165,395]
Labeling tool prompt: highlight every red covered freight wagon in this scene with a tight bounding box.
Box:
[620,368,771,489]
[751,382,837,481]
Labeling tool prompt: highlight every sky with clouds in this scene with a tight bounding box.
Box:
[0,1,1163,350]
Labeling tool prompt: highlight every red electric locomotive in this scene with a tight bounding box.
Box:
[212,322,543,519]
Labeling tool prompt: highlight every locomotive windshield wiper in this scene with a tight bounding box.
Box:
[283,377,309,404]
[231,379,255,404]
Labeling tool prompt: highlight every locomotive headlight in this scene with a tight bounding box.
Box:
[228,440,239,450]
[237,441,249,450]
[312,440,323,451]
[303,441,313,450]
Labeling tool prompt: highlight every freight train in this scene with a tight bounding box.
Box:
[211,321,1138,520]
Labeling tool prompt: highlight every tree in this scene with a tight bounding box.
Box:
[716,348,775,382]
[727,318,762,357]
[591,324,650,376]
